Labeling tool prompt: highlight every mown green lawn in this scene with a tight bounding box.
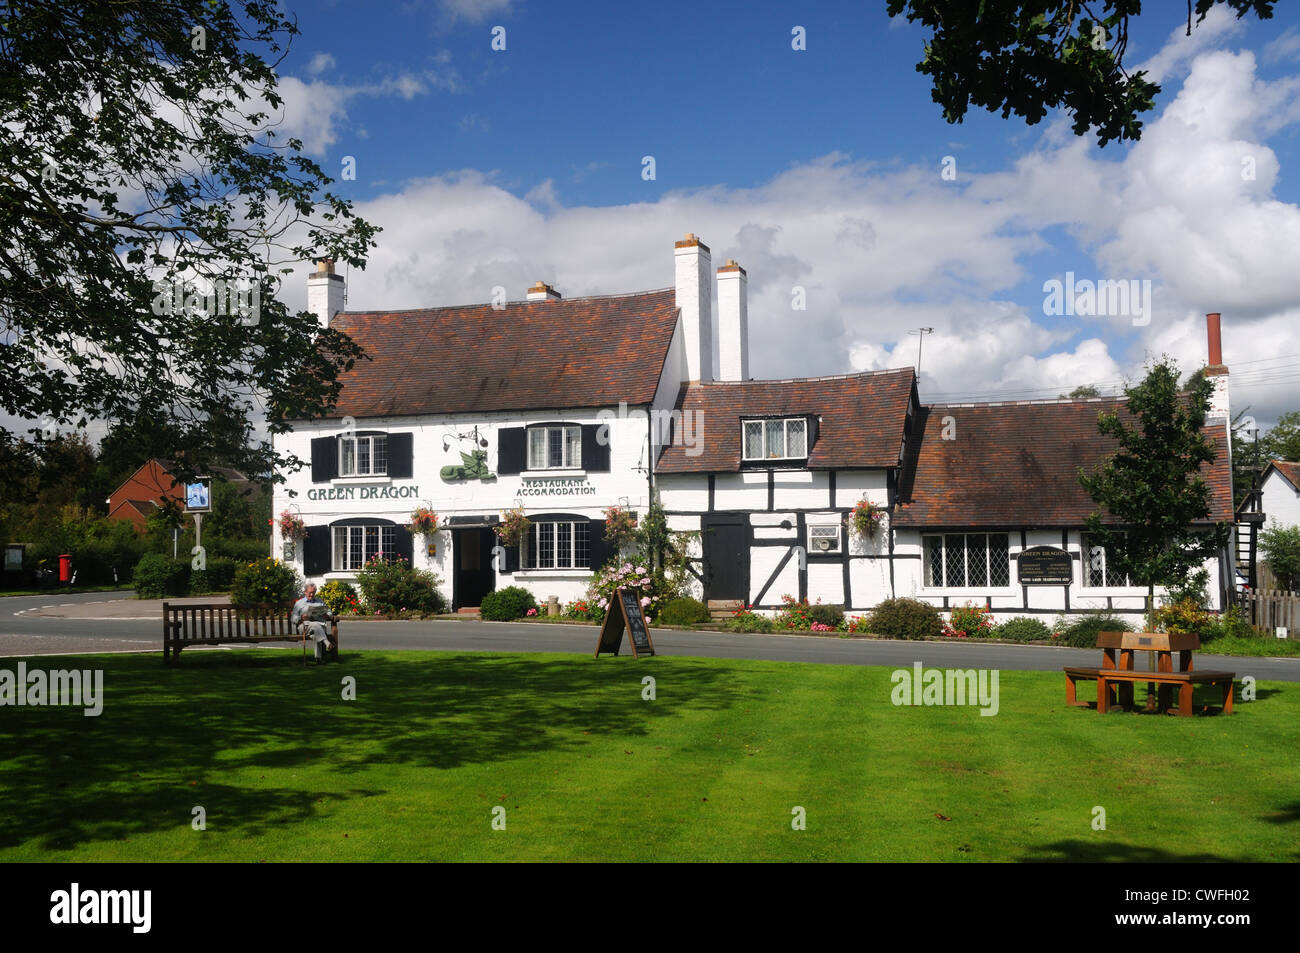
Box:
[0,650,1295,862]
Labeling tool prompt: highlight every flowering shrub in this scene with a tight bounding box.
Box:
[407,506,439,536]
[495,505,531,547]
[273,510,306,541]
[944,602,995,638]
[231,557,302,606]
[810,622,835,632]
[355,555,445,616]
[602,505,638,549]
[842,615,871,635]
[727,606,774,633]
[525,607,538,617]
[562,598,606,622]
[844,498,882,539]
[588,561,673,617]
[1152,598,1215,639]
[774,594,813,630]
[319,579,360,616]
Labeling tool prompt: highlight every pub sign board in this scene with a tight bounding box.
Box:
[594,587,656,659]
[1017,546,1073,585]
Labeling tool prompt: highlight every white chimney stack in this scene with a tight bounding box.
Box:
[716,259,749,381]
[674,233,713,382]
[527,281,562,302]
[307,258,345,329]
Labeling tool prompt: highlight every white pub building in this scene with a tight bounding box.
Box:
[273,236,1235,621]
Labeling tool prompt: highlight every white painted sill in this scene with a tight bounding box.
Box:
[520,469,588,479]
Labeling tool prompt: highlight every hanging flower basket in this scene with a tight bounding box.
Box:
[408,506,439,536]
[602,505,637,548]
[274,509,307,541]
[844,499,883,540]
[494,505,531,547]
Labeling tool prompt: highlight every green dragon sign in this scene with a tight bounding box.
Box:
[440,448,495,482]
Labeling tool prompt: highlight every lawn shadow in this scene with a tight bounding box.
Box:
[0,650,746,851]
[1019,840,1248,863]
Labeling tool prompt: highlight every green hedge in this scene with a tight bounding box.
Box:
[480,586,537,621]
[658,597,710,625]
[132,553,190,598]
[868,598,942,640]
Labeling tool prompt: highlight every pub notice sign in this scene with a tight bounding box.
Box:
[594,587,656,659]
[1017,546,1073,585]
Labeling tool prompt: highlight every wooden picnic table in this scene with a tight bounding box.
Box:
[1063,631,1234,716]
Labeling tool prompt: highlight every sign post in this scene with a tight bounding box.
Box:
[594,587,656,659]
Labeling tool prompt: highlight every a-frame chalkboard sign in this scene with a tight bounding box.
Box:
[594,587,656,659]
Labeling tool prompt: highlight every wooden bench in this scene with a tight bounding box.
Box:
[162,602,339,664]
[1064,631,1234,716]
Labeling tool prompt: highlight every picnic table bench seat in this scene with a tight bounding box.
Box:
[1063,631,1234,716]
[163,601,339,663]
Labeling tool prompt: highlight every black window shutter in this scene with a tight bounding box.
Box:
[582,424,611,472]
[311,436,338,483]
[303,525,331,576]
[387,432,413,479]
[587,517,610,570]
[498,427,526,475]
[394,526,414,565]
[501,542,520,575]
[807,415,820,454]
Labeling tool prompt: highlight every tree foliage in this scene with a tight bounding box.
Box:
[1079,359,1229,611]
[0,0,378,490]
[886,1,1276,146]
[1259,522,1300,591]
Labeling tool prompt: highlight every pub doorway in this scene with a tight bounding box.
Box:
[453,527,496,610]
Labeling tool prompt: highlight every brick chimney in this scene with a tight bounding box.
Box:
[307,258,345,329]
[527,281,562,302]
[716,259,749,381]
[674,233,713,382]
[1204,312,1230,425]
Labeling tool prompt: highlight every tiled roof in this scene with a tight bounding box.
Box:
[1268,460,1300,490]
[325,289,680,418]
[893,399,1234,527]
[655,368,916,473]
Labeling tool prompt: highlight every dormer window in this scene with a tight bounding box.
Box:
[340,433,388,477]
[742,417,807,461]
[527,424,582,470]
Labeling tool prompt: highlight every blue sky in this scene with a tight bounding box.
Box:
[270,0,1300,425]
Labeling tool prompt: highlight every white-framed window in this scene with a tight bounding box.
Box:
[332,525,396,571]
[1082,533,1132,587]
[808,525,841,553]
[742,417,807,460]
[340,433,388,477]
[527,425,582,470]
[923,533,1011,587]
[521,520,591,569]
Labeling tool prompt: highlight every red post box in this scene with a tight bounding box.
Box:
[58,553,72,583]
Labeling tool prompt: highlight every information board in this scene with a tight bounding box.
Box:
[594,587,656,659]
[1017,546,1073,585]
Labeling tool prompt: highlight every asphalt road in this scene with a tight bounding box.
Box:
[3,590,1299,680]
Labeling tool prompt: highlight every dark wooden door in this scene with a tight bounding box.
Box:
[454,528,496,609]
[702,518,749,602]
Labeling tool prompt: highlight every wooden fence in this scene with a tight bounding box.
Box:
[1241,589,1300,638]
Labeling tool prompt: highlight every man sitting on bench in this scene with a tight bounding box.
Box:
[291,583,334,664]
